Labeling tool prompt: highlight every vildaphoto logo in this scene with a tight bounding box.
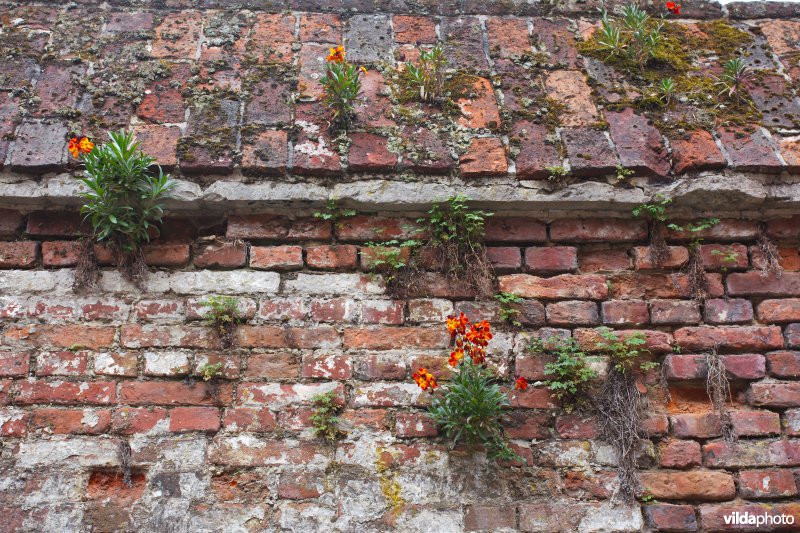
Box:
[723,511,796,527]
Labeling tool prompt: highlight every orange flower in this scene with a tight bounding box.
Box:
[326,45,345,63]
[666,1,681,14]
[413,367,438,392]
[69,136,94,158]
[448,348,464,367]
[469,346,486,365]
[515,376,528,391]
[360,66,367,75]
[446,312,469,336]
[465,320,492,345]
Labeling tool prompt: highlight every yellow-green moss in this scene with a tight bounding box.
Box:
[375,449,406,514]
[696,20,753,61]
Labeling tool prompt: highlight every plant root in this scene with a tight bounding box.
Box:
[595,367,649,504]
[117,439,132,487]
[757,223,783,278]
[705,347,735,444]
[648,221,670,268]
[684,245,709,302]
[117,247,148,290]
[72,239,100,291]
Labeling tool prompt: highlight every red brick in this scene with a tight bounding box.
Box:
[359,354,407,380]
[460,137,507,177]
[555,414,597,438]
[632,245,689,270]
[551,218,647,243]
[309,298,358,322]
[120,381,224,406]
[36,350,89,376]
[749,382,800,408]
[499,274,608,300]
[278,472,322,499]
[151,12,202,59]
[672,129,726,174]
[112,407,168,435]
[0,407,27,436]
[640,471,735,501]
[250,245,303,270]
[607,108,670,177]
[94,352,138,377]
[464,505,516,531]
[790,323,800,348]
[243,13,295,63]
[223,407,277,432]
[209,439,325,467]
[700,244,749,270]
[659,439,702,468]
[15,380,116,405]
[306,245,358,270]
[299,13,341,42]
[705,439,800,468]
[731,410,782,437]
[361,300,404,324]
[258,297,306,321]
[394,412,438,437]
[133,124,181,168]
[650,300,701,325]
[348,132,397,172]
[671,413,723,439]
[666,353,765,380]
[41,240,82,267]
[525,246,577,273]
[301,353,352,379]
[0,352,29,377]
[134,300,184,321]
[514,387,557,409]
[193,242,246,269]
[674,326,784,352]
[236,325,339,349]
[601,300,649,326]
[739,469,798,498]
[120,325,219,350]
[26,211,84,237]
[336,216,422,242]
[753,245,800,272]
[227,215,331,241]
[510,120,560,179]
[609,273,724,300]
[486,17,530,58]
[562,128,618,177]
[758,299,800,323]
[546,301,599,326]
[767,215,800,239]
[704,298,754,325]
[244,353,299,379]
[169,406,220,432]
[579,248,632,272]
[30,408,111,434]
[766,351,800,378]
[393,15,436,44]
[643,504,698,532]
[0,209,23,238]
[485,217,547,243]
[142,244,190,266]
[665,219,758,242]
[717,126,783,173]
[0,241,38,268]
[343,327,448,350]
[575,328,673,354]
[483,247,519,273]
[241,129,288,174]
[10,325,117,350]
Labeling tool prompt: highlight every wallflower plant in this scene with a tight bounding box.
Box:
[74,130,174,289]
[320,45,367,131]
[413,314,525,463]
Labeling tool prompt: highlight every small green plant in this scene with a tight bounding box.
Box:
[198,362,223,381]
[596,327,656,374]
[535,337,598,413]
[614,164,636,184]
[76,130,174,288]
[313,199,357,227]
[633,194,672,267]
[633,194,671,222]
[715,57,751,104]
[202,295,243,349]
[545,165,570,188]
[310,391,346,444]
[320,45,366,130]
[495,292,523,327]
[658,77,676,104]
[710,249,739,271]
[596,6,664,72]
[402,45,448,102]
[365,239,422,280]
[417,315,524,463]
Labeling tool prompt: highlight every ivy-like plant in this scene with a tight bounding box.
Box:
[536,337,598,414]
[75,130,174,289]
[495,292,523,328]
[310,391,347,444]
[415,314,525,463]
[201,295,243,349]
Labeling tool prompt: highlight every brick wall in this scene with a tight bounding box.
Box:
[1,208,799,531]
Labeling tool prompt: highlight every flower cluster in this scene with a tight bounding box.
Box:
[447,312,492,366]
[320,45,367,130]
[326,45,345,63]
[413,367,438,391]
[666,2,681,14]
[68,136,94,159]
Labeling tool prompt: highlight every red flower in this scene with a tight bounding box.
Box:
[666,2,681,14]
[446,312,469,336]
[413,367,438,392]
[515,376,528,391]
[68,136,94,158]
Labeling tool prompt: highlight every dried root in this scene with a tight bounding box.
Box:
[705,348,735,444]
[117,246,148,290]
[648,220,670,268]
[72,239,100,291]
[117,439,132,487]
[595,367,649,503]
[684,245,709,302]
[757,223,783,278]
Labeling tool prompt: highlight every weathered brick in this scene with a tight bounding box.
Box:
[486,246,521,272]
[464,505,517,531]
[717,126,783,173]
[348,132,397,173]
[350,382,427,408]
[120,325,219,350]
[250,245,303,271]
[485,217,547,243]
[26,211,84,237]
[142,244,190,267]
[0,241,38,268]
[785,409,800,436]
[278,471,322,499]
[0,352,29,377]
[731,410,782,437]
[336,216,422,242]
[700,244,749,270]
[237,325,340,349]
[666,353,766,380]
[739,469,798,499]
[671,413,723,439]
[671,129,726,174]
[758,299,800,323]
[752,245,800,272]
[227,215,331,241]
[574,328,673,354]
[36,350,89,376]
[562,128,618,177]
[394,412,438,437]
[120,381,225,406]
[0,408,28,437]
[460,136,507,177]
[551,219,647,243]
[704,298,754,325]
[632,246,688,270]
[193,242,247,269]
[94,352,138,377]
[209,438,326,467]
[9,121,68,172]
[766,351,800,378]
[223,407,277,433]
[393,15,436,44]
[704,439,800,467]
[15,380,116,405]
[151,12,202,59]
[306,245,358,270]
[749,382,800,408]
[0,209,23,239]
[555,415,597,439]
[643,504,698,532]
[659,439,702,469]
[607,108,670,177]
[361,300,404,325]
[134,300,185,321]
[767,215,800,239]
[143,351,190,377]
[169,406,220,432]
[241,130,288,174]
[639,471,735,501]
[650,300,701,325]
[674,326,784,352]
[601,300,649,326]
[244,353,299,379]
[132,124,181,168]
[359,354,406,380]
[609,273,724,300]
[309,297,359,322]
[238,382,343,408]
[499,274,608,300]
[30,408,111,435]
[9,325,116,350]
[525,246,578,273]
[546,301,599,326]
[301,353,352,379]
[664,219,758,242]
[343,327,447,350]
[510,120,561,179]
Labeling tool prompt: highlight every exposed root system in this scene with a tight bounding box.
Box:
[117,246,149,290]
[757,223,783,278]
[595,368,649,503]
[117,439,132,487]
[648,221,670,268]
[705,348,735,444]
[72,239,100,291]
[684,245,709,302]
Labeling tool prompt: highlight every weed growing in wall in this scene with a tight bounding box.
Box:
[536,337,598,414]
[201,295,243,349]
[495,292,524,328]
[668,218,720,301]
[633,194,671,267]
[320,45,366,131]
[413,314,525,463]
[74,130,174,290]
[313,199,357,228]
[757,222,783,277]
[311,391,347,444]
[705,347,735,444]
[198,362,224,381]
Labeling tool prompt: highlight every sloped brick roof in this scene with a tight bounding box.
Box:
[2,1,800,211]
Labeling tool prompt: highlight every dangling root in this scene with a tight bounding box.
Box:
[117,247,148,290]
[757,223,783,278]
[596,368,649,504]
[684,245,709,302]
[117,439,133,487]
[648,220,670,268]
[705,347,735,444]
[72,239,100,291]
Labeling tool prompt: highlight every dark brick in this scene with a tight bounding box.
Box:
[716,127,783,173]
[607,108,670,177]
